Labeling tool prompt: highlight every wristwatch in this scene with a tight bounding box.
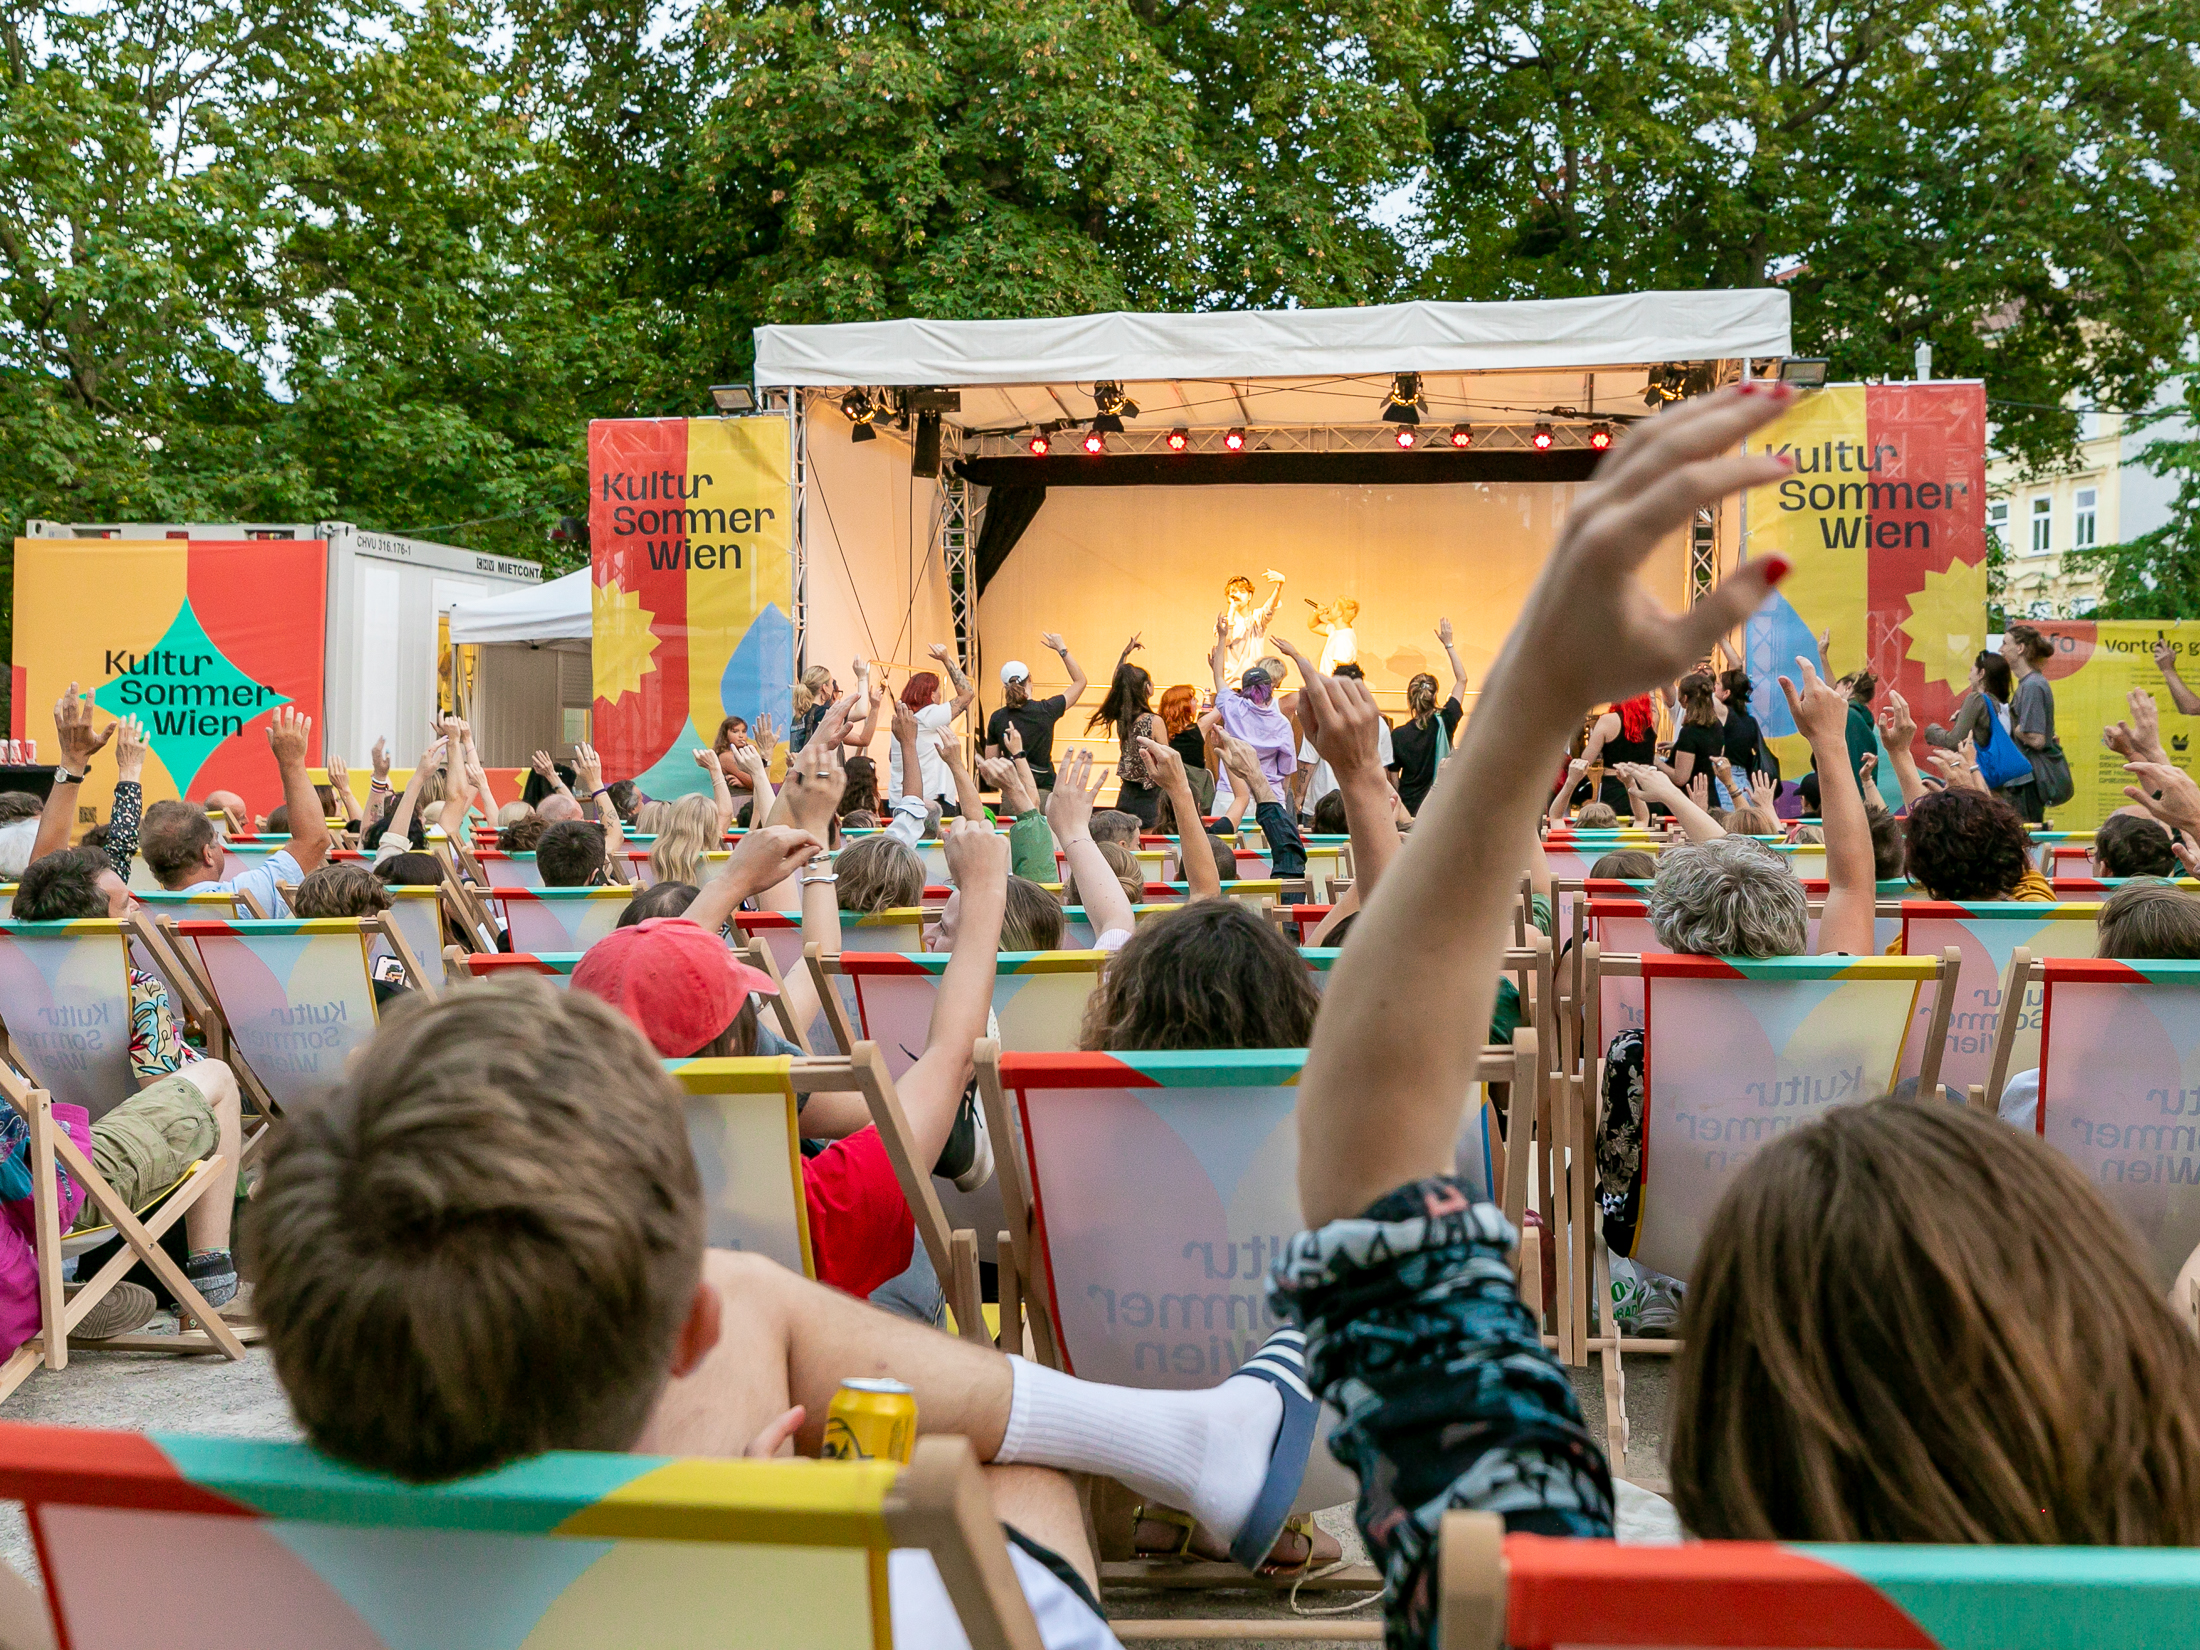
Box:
[52,768,83,785]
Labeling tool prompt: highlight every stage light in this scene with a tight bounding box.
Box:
[841,389,879,443]
[710,383,756,414]
[1381,372,1424,427]
[1447,424,1473,448]
[1777,357,1830,388]
[1166,427,1189,452]
[1082,427,1107,455]
[1223,427,1246,452]
[1588,422,1614,451]
[1092,381,1139,435]
[911,409,943,475]
[1394,426,1416,449]
[1028,430,1051,457]
[1531,422,1555,451]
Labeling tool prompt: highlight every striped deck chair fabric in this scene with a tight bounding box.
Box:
[1896,902,2101,1095]
[168,920,390,1110]
[455,951,582,988]
[2032,958,2200,1289]
[372,885,445,983]
[660,1056,813,1274]
[0,920,138,1118]
[1630,955,1943,1281]
[1447,1515,2200,1650]
[840,953,1109,1080]
[470,849,544,888]
[488,886,636,953]
[0,1421,1044,1650]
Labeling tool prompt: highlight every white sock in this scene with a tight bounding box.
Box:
[994,1352,1285,1543]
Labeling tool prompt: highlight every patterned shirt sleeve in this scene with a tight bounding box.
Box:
[128,967,201,1082]
[1268,1176,1612,1650]
[105,780,142,881]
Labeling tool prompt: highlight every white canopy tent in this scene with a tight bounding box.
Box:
[447,566,591,646]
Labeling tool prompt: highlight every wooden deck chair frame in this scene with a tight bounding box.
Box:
[1983,946,2038,1113]
[0,1062,247,1406]
[155,912,437,1160]
[805,941,862,1056]
[1576,944,1962,1477]
[741,935,814,1053]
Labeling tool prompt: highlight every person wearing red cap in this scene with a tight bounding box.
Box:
[575,820,1012,1301]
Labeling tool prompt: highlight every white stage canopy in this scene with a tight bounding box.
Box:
[753,291,1792,396]
[448,566,591,645]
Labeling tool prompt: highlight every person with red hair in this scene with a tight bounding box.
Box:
[1565,693,1659,814]
[888,643,978,814]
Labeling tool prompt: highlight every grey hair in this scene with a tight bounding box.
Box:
[1648,836,1808,958]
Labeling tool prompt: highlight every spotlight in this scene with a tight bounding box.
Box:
[1447,424,1473,448]
[1027,430,1051,457]
[1531,423,1555,451]
[1381,372,1424,427]
[1091,381,1139,434]
[710,383,756,414]
[841,389,879,443]
[1166,427,1189,452]
[1082,427,1106,455]
[1588,422,1614,451]
[1777,357,1830,388]
[1394,425,1416,449]
[1223,427,1247,452]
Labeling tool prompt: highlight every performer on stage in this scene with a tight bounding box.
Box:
[1305,597,1359,674]
[1219,570,1287,683]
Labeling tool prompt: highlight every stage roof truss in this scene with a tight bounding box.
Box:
[962,418,1621,460]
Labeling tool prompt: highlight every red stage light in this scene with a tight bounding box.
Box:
[1588,422,1614,451]
[1394,426,1416,449]
[1167,427,1189,451]
[1083,429,1106,455]
[1448,424,1472,448]
[1028,431,1051,457]
[1223,428,1246,451]
[1531,423,1555,451]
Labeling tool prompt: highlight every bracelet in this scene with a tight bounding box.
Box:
[591,786,611,798]
[799,872,838,886]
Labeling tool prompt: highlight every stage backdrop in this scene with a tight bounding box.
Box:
[975,481,1687,733]
[13,537,326,821]
[1739,382,1989,786]
[590,416,795,797]
[2004,620,2200,829]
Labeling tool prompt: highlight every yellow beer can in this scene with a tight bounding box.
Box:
[821,1376,917,1464]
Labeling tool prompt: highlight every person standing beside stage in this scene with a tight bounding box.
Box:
[1219,569,1287,682]
[888,643,977,816]
[984,633,1087,800]
[1717,668,1768,779]
[1088,636,1166,827]
[2002,623,2062,824]
[1387,619,1467,816]
[1307,597,1360,674]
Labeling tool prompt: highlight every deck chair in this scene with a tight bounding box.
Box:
[1896,901,2102,1097]
[372,885,446,984]
[0,1062,247,1406]
[469,847,544,887]
[449,949,583,987]
[0,918,158,1123]
[0,1421,1048,1650]
[1991,956,2200,1291]
[664,1051,982,1340]
[130,887,265,919]
[1580,951,1957,1472]
[979,1041,1533,1599]
[162,917,435,1146]
[487,885,637,952]
[1432,1510,2200,1650]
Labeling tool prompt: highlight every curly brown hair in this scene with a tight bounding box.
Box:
[1903,788,2032,899]
[1079,901,1317,1051]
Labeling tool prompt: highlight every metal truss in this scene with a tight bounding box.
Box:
[941,470,981,683]
[963,421,1622,461]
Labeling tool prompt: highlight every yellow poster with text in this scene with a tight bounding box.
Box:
[2022,620,2200,829]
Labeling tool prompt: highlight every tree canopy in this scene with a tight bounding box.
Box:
[2,0,2196,652]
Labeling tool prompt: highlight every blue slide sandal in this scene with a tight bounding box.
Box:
[1225,1327,1322,1571]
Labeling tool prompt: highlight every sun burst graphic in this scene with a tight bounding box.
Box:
[592,578,661,703]
[1898,556,1990,694]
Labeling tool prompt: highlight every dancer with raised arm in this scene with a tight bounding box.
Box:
[1218,569,1287,682]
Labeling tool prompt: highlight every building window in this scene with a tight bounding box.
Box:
[1988,499,2009,550]
[2074,594,2099,617]
[2029,600,2054,619]
[2074,487,2098,548]
[2030,495,2053,554]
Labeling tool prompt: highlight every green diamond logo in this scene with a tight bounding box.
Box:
[93,598,291,795]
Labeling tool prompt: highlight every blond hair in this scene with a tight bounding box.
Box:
[648,794,717,886]
[835,834,924,914]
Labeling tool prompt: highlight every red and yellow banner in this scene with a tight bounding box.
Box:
[1740,383,1989,785]
[13,538,327,820]
[589,417,795,797]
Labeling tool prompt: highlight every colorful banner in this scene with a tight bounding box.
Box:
[2006,619,2200,829]
[1740,383,1989,786]
[12,538,327,820]
[589,417,795,798]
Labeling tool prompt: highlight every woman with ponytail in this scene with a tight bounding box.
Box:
[1388,619,1467,815]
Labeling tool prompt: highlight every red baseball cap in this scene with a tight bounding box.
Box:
[570,917,780,1058]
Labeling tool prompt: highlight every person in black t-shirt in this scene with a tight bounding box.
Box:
[983,633,1088,795]
[1670,672,1726,795]
[1718,667,1768,778]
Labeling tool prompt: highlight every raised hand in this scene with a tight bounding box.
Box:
[571,742,604,794]
[1264,568,1286,583]
[753,713,778,758]
[2125,761,2200,837]
[890,696,918,744]
[772,733,845,837]
[1926,744,1984,794]
[2157,640,2180,674]
[721,824,824,892]
[2176,830,2200,879]
[940,813,1010,891]
[54,682,116,771]
[1276,634,1383,780]
[2128,687,2167,763]
[371,736,391,783]
[1750,770,1779,813]
[1123,632,1145,656]
[978,755,1035,814]
[1778,657,1850,749]
[267,705,313,766]
[1688,770,1712,808]
[531,750,559,781]
[1436,617,1454,646]
[1046,748,1107,842]
[1858,750,1879,787]
[113,715,149,783]
[1040,631,1066,653]
[1135,733,1190,793]
[926,641,950,662]
[1875,687,1916,748]
[326,753,351,803]
[1002,721,1024,757]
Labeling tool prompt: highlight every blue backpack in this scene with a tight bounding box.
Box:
[1974,702,2032,789]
